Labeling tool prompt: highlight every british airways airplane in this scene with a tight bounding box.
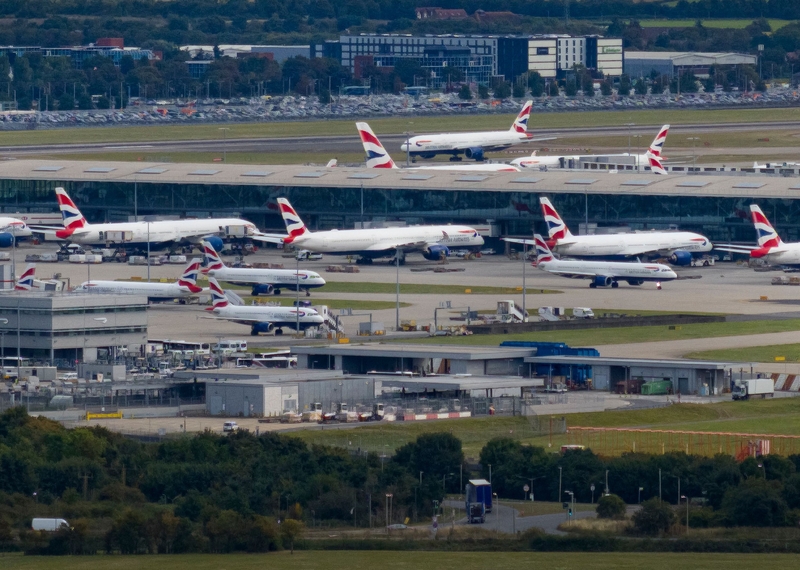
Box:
[511,124,669,175]
[357,122,520,172]
[715,205,800,266]
[273,198,483,264]
[399,100,551,161]
[505,198,711,265]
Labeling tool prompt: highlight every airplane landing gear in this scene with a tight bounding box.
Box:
[449,155,463,162]
[611,281,619,288]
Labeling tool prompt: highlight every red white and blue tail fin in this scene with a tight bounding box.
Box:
[511,100,533,134]
[648,125,669,157]
[14,264,36,291]
[646,152,667,175]
[207,277,229,309]
[276,198,310,245]
[751,205,784,249]
[177,258,203,293]
[539,197,573,241]
[356,122,398,169]
[533,234,554,264]
[202,240,225,272]
[55,187,88,238]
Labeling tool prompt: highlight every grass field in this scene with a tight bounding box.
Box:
[393,318,800,347]
[686,343,800,362]
[637,19,792,30]
[4,552,800,570]
[5,108,800,147]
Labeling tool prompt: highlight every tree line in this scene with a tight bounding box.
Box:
[2,407,800,555]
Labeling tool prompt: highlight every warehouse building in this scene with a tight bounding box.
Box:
[624,51,757,79]
[524,355,735,396]
[0,292,148,364]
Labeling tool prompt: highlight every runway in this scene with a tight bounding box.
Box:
[3,120,800,157]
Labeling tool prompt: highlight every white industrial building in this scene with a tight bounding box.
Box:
[624,51,758,79]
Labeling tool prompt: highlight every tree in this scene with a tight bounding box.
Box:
[512,82,526,98]
[634,78,647,95]
[394,433,464,493]
[528,72,544,97]
[280,519,303,553]
[631,498,676,535]
[596,494,626,519]
[477,84,489,99]
[493,81,511,99]
[547,81,559,96]
[720,478,789,527]
[582,78,595,97]
[564,77,577,97]
[458,84,472,100]
[618,75,631,96]
[600,80,612,96]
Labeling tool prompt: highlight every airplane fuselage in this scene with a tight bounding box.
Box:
[59,218,257,248]
[538,259,678,282]
[289,225,484,257]
[207,267,326,290]
[77,281,200,301]
[211,306,324,330]
[760,247,800,266]
[401,131,529,158]
[552,232,711,258]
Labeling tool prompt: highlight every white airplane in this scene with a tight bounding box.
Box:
[75,258,205,302]
[205,277,324,336]
[39,187,259,249]
[532,234,677,288]
[511,124,669,175]
[505,198,711,264]
[357,122,520,172]
[715,205,800,266]
[0,264,37,292]
[202,240,326,296]
[0,217,33,240]
[399,100,551,161]
[272,198,484,263]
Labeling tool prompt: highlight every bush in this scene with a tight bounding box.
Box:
[596,494,626,519]
[631,498,676,535]
[458,84,472,100]
[720,478,790,527]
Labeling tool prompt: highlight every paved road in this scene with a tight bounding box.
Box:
[445,500,597,535]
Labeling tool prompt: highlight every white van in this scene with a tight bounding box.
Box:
[32,518,69,531]
[214,340,248,355]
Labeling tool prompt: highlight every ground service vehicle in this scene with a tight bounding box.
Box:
[223,421,239,432]
[465,478,493,524]
[32,518,69,531]
[732,378,774,400]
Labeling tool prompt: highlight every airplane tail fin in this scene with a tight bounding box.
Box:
[511,100,533,134]
[177,258,203,293]
[276,198,310,244]
[646,152,667,175]
[202,240,225,272]
[14,264,36,291]
[55,187,88,237]
[751,205,784,248]
[533,234,554,264]
[356,122,398,169]
[207,277,229,309]
[539,197,573,241]
[326,158,338,168]
[648,124,669,157]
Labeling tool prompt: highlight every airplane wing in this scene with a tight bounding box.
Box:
[201,315,270,325]
[251,232,287,244]
[545,269,596,278]
[225,290,245,306]
[363,240,428,252]
[503,238,535,245]
[712,244,757,254]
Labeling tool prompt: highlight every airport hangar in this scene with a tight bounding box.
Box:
[3,158,800,243]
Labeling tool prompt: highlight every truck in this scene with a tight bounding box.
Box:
[465,478,492,524]
[31,518,69,532]
[732,378,774,400]
[572,307,595,319]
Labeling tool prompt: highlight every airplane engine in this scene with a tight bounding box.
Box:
[668,250,693,266]
[251,322,274,336]
[626,279,644,286]
[423,245,450,261]
[0,233,13,248]
[205,236,224,253]
[464,147,485,161]
[590,275,612,288]
[251,284,275,296]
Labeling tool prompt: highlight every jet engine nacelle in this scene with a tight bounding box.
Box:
[204,236,224,253]
[251,284,275,296]
[423,245,450,261]
[626,279,644,286]
[593,275,612,287]
[464,147,485,161]
[0,233,13,248]
[669,250,693,266]
[251,322,274,336]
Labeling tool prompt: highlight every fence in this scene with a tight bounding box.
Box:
[566,426,800,458]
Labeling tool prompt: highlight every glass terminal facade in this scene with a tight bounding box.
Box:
[0,178,793,244]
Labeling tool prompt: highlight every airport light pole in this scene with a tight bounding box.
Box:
[0,318,7,376]
[404,130,414,167]
[558,466,562,501]
[521,242,527,322]
[681,494,689,534]
[625,122,635,157]
[395,251,400,331]
[295,254,300,334]
[219,127,229,163]
[687,137,699,171]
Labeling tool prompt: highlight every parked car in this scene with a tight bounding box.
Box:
[223,421,239,432]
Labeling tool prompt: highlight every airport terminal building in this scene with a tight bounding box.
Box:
[3,159,800,244]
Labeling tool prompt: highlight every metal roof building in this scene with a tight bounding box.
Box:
[3,158,800,242]
[624,51,758,78]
